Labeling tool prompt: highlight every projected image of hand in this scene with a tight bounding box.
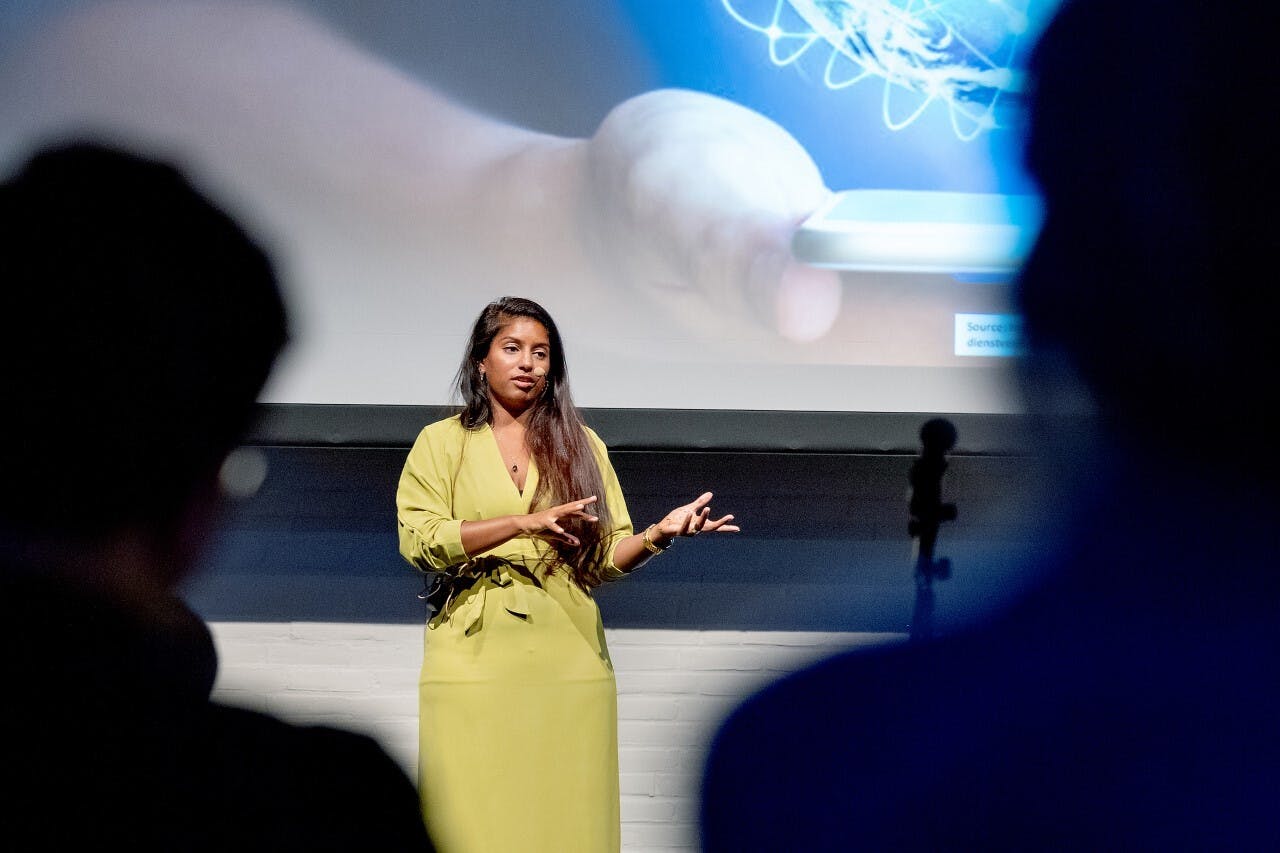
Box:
[585,89,841,342]
[0,1,857,408]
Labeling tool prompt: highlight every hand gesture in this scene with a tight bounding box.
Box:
[519,496,598,547]
[584,89,841,342]
[652,492,739,545]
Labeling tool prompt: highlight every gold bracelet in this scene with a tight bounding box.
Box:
[642,524,672,555]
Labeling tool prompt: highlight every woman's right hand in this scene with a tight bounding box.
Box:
[519,496,599,547]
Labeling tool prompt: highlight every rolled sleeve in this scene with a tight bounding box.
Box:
[396,423,471,571]
[587,428,634,580]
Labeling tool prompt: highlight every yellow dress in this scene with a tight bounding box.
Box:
[396,416,632,853]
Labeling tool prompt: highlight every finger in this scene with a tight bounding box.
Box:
[682,509,707,535]
[670,507,691,535]
[774,262,840,342]
[544,525,580,547]
[742,223,842,342]
[688,491,714,511]
[689,507,710,535]
[675,512,694,537]
[555,498,600,524]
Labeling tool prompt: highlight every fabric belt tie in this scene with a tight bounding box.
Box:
[452,559,531,635]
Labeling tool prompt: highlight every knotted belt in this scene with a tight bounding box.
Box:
[433,556,534,635]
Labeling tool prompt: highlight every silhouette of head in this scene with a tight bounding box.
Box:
[0,143,287,551]
[1020,0,1274,462]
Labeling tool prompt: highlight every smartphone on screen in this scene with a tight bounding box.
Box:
[791,189,1042,274]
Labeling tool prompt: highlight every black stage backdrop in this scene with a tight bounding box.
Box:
[185,406,1048,632]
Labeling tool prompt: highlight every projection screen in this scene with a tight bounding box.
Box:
[0,0,1061,415]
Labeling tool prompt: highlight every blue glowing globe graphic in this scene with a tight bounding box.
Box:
[724,0,1056,139]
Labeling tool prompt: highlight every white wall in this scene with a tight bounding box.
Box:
[210,622,902,852]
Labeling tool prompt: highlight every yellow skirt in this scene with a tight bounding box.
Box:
[418,564,620,853]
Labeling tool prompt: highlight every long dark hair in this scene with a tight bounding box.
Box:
[455,297,615,587]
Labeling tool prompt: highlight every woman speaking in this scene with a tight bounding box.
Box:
[396,296,736,852]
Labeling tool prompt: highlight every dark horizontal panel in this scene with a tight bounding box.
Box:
[187,446,1045,629]
[248,404,1036,455]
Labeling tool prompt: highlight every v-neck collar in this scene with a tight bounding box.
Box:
[482,422,537,501]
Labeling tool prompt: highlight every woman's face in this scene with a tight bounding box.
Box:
[479,316,551,415]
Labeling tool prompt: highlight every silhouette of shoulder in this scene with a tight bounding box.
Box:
[1,573,433,851]
[703,478,1280,851]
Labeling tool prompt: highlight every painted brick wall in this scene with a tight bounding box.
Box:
[210,622,902,852]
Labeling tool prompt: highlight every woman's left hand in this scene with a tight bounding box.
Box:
[652,491,739,546]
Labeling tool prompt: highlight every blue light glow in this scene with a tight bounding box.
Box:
[722,0,1051,140]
